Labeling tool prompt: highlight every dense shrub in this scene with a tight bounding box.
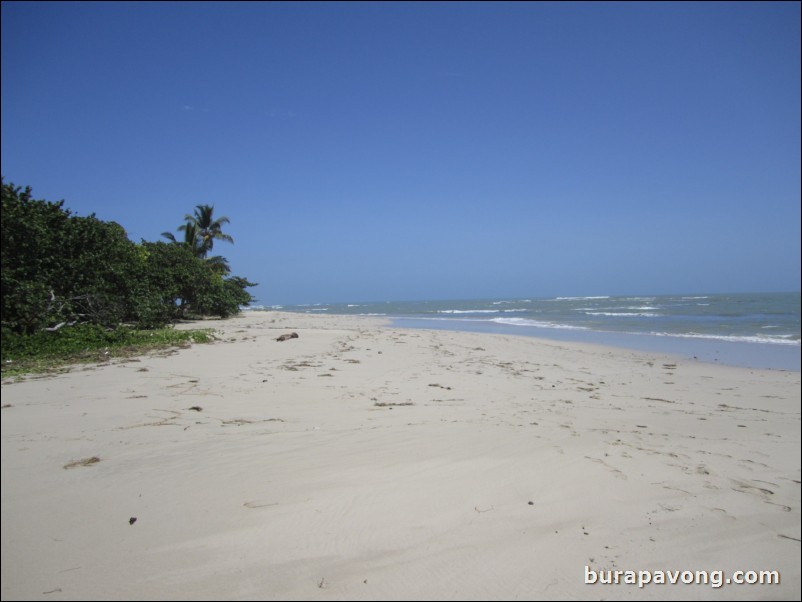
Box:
[1,181,255,342]
[1,182,142,333]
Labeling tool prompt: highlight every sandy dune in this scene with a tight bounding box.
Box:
[1,311,799,600]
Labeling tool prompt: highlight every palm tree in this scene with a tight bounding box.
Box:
[184,204,233,259]
[205,254,231,275]
[162,222,204,257]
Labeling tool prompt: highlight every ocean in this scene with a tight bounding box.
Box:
[251,292,801,371]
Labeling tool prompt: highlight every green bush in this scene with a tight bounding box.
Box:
[1,182,143,333]
[1,323,214,372]
[1,180,256,339]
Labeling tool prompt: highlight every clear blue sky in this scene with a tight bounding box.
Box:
[2,1,800,305]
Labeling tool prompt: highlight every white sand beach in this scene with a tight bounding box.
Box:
[1,311,799,600]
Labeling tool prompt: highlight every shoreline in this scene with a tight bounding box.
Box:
[2,311,800,600]
[388,316,801,372]
[252,291,800,372]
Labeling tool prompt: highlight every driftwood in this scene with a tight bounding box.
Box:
[276,332,299,342]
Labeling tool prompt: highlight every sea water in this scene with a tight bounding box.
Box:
[252,292,801,371]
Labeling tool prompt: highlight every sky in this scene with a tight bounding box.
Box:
[2,1,800,305]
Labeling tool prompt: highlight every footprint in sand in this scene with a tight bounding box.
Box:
[243,501,280,509]
[585,456,627,479]
[730,479,773,496]
[710,507,735,519]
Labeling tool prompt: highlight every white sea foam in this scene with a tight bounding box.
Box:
[243,304,288,312]
[242,305,270,311]
[586,312,661,317]
[490,317,589,330]
[438,309,500,314]
[577,305,658,312]
[651,332,800,346]
[555,296,610,300]
[396,316,588,331]
[682,296,709,300]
